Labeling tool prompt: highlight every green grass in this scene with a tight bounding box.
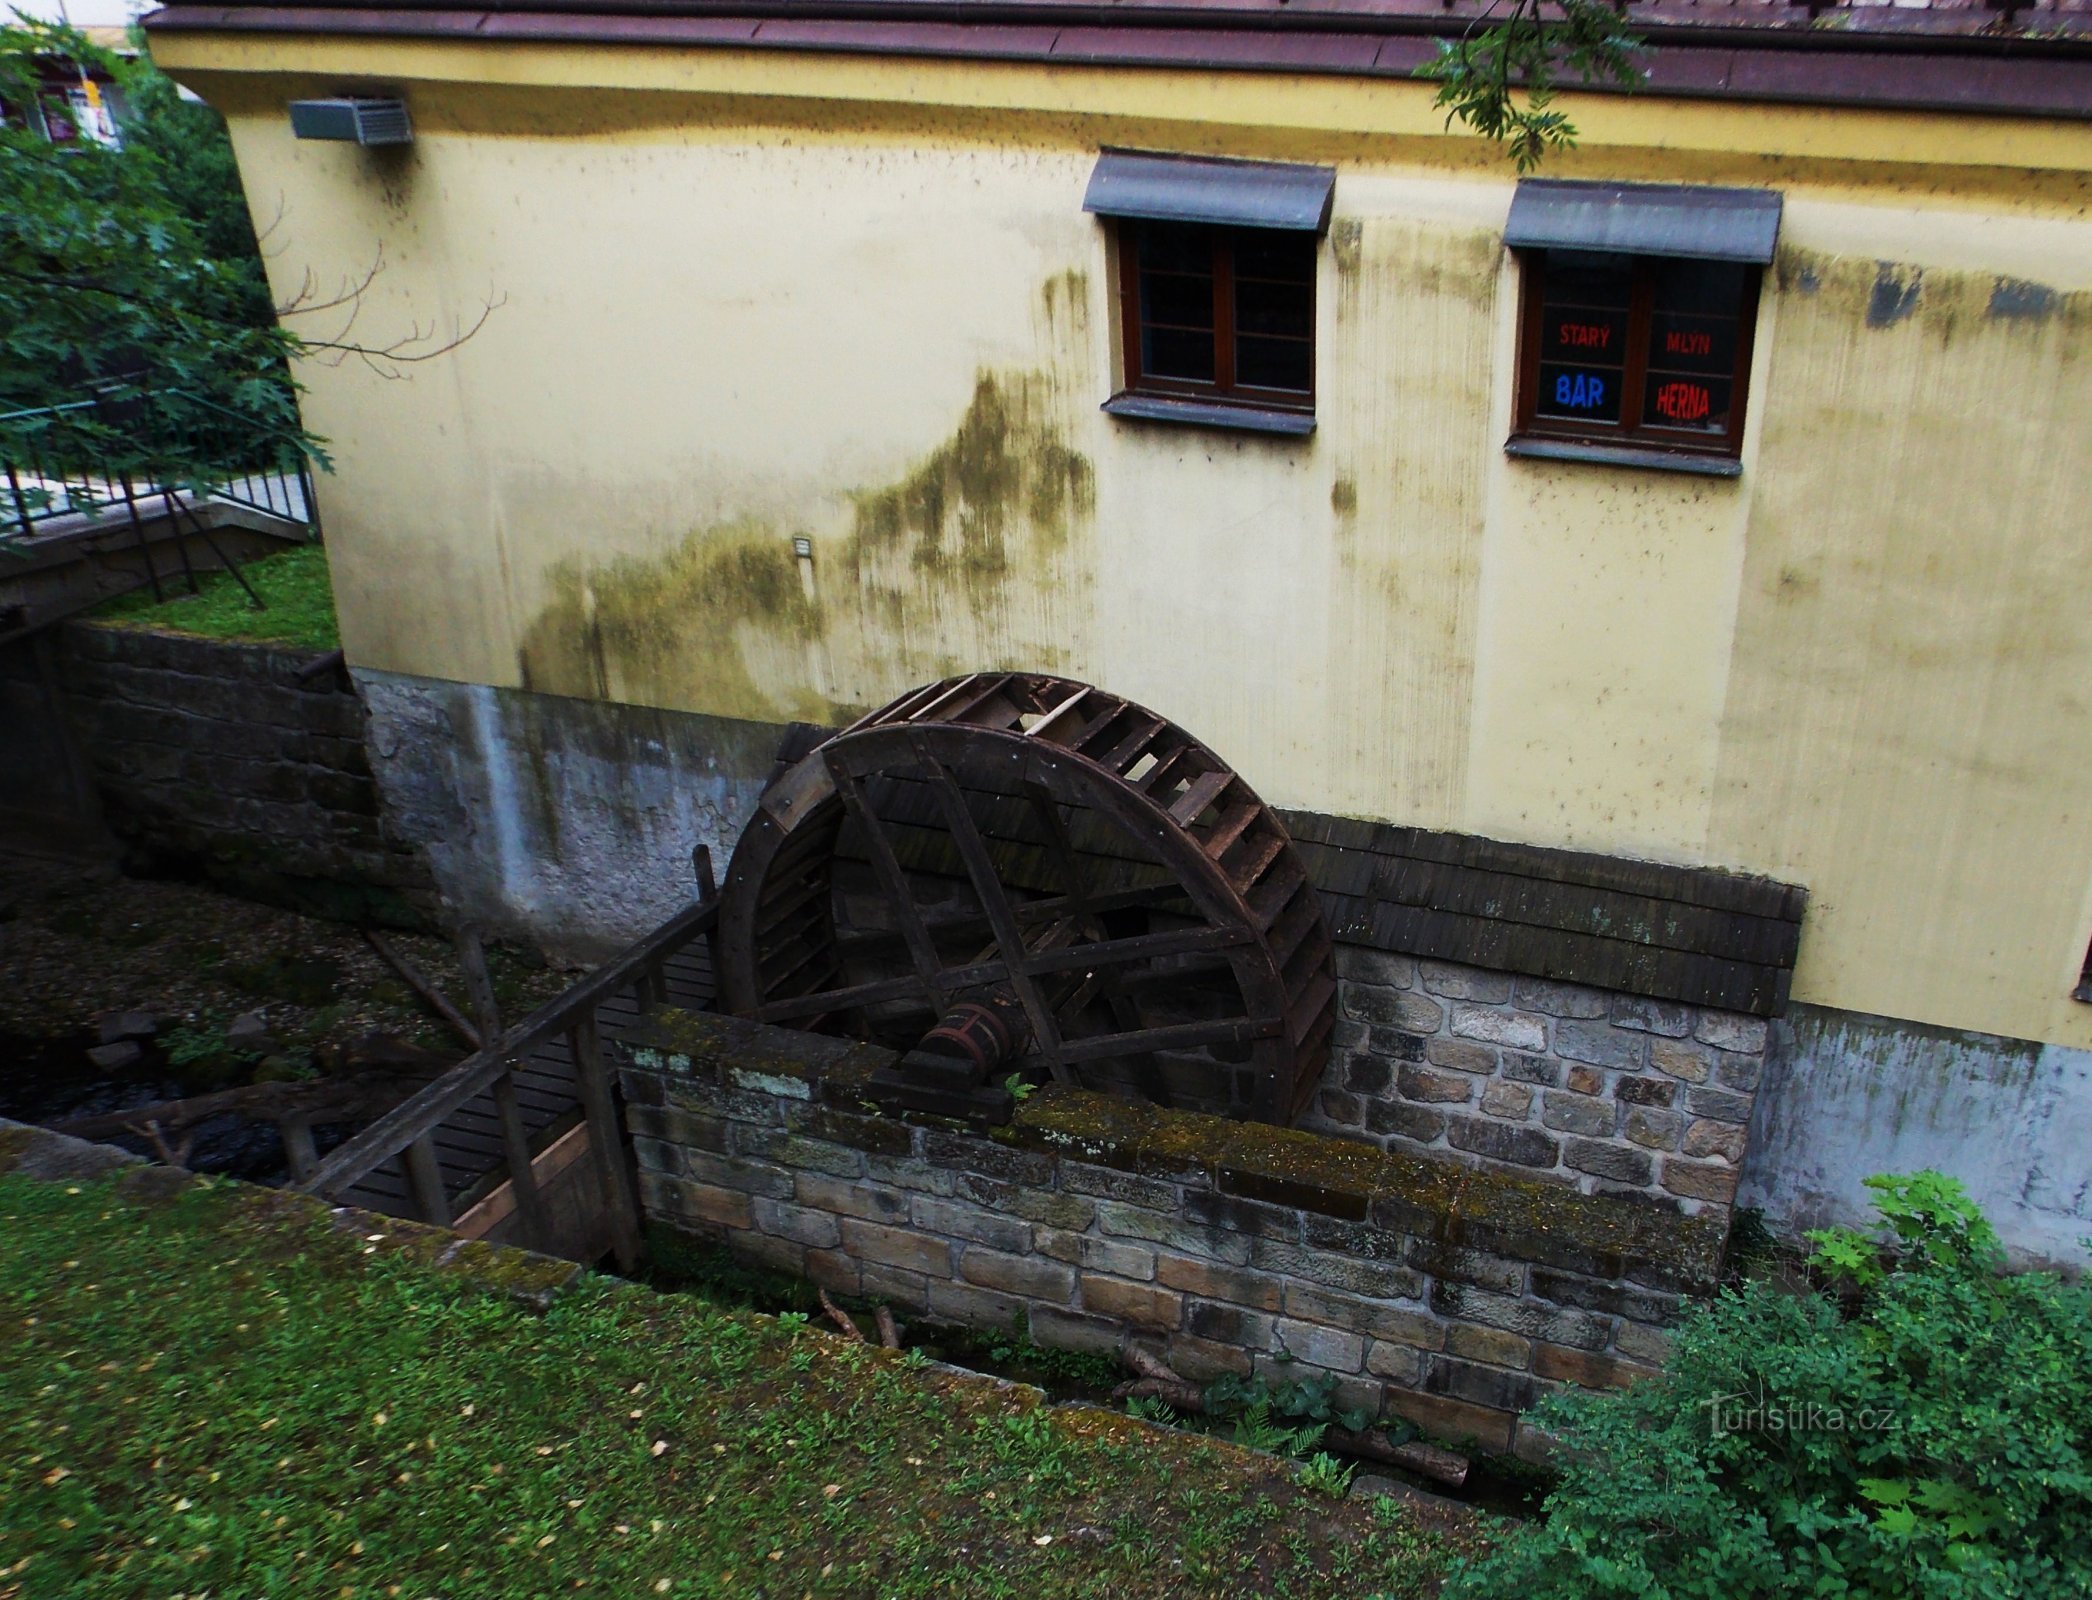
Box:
[89,541,340,653]
[0,1173,1467,1598]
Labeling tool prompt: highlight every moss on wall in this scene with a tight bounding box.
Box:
[516,321,1098,727]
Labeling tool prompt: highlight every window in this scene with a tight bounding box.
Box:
[1115,220,1316,419]
[1503,180,1782,475]
[1083,149,1333,437]
[1514,250,1759,462]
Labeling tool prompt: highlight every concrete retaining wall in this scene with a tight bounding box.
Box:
[356,669,778,962]
[54,623,431,920]
[1740,1004,2092,1271]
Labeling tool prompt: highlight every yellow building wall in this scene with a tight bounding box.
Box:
[156,36,2092,1051]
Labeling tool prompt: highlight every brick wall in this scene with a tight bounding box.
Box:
[1301,951,1769,1222]
[55,623,431,920]
[616,1010,1729,1458]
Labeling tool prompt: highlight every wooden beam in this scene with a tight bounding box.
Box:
[571,1016,642,1273]
[917,741,1070,1081]
[404,1135,450,1227]
[828,756,950,1015]
[297,897,720,1200]
[753,921,1250,1023]
[491,1070,552,1250]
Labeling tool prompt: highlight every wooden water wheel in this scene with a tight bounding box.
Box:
[715,673,1336,1123]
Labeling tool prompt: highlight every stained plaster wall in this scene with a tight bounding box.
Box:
[151,41,2092,1061]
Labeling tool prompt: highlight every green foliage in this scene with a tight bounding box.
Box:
[0,19,314,511]
[1445,1171,2092,1599]
[160,1018,226,1068]
[1419,0,1643,172]
[1297,1452,1355,1500]
[975,1314,1125,1391]
[89,542,341,651]
[1201,1370,1375,1462]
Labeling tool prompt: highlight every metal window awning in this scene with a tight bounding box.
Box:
[1083,149,1336,235]
[1505,180,1783,264]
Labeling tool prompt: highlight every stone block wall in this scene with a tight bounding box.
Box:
[54,623,431,920]
[1299,949,1771,1222]
[616,1010,1728,1458]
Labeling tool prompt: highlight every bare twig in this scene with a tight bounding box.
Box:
[1114,1344,1205,1412]
[818,1288,867,1343]
[874,1304,901,1350]
[1327,1428,1472,1489]
[364,929,482,1051]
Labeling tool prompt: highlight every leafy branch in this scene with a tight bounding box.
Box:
[1419,0,1646,171]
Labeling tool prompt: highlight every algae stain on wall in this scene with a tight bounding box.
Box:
[517,274,1100,727]
[518,516,827,725]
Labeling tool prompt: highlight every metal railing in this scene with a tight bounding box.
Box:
[1,387,321,547]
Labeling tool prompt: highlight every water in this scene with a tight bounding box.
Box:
[0,1027,344,1184]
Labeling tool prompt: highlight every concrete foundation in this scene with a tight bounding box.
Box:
[1739,1004,2092,1270]
[355,669,782,960]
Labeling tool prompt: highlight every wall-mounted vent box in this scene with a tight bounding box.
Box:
[288,98,412,146]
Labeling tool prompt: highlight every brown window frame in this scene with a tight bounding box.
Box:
[1113,219,1317,421]
[1512,249,1761,465]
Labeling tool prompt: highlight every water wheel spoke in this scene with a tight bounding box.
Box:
[828,757,951,1015]
[1020,779,1170,1104]
[914,738,1073,1081]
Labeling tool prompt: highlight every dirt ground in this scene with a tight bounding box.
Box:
[0,850,574,1128]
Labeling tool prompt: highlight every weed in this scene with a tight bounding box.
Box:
[1298,1453,1355,1499]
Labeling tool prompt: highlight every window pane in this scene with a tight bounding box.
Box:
[1533,250,1630,426]
[1136,220,1215,274]
[1143,325,1216,383]
[1540,306,1629,365]
[1140,269,1214,331]
[1646,313,1737,376]
[1542,249,1634,309]
[1643,373,1734,433]
[1235,276,1312,340]
[1232,230,1316,284]
[1650,258,1747,318]
[1537,363,1624,424]
[1235,335,1311,393]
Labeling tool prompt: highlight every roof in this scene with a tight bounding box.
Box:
[143,0,2092,120]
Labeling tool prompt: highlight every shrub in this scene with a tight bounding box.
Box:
[1446,1172,2092,1599]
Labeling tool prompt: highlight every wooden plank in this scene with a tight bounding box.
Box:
[829,759,950,1015]
[571,1016,642,1272]
[1029,1013,1283,1067]
[404,1135,450,1226]
[452,1121,594,1243]
[1276,809,1806,923]
[1369,855,1803,968]
[1167,769,1233,827]
[1363,902,1780,1015]
[492,1070,552,1250]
